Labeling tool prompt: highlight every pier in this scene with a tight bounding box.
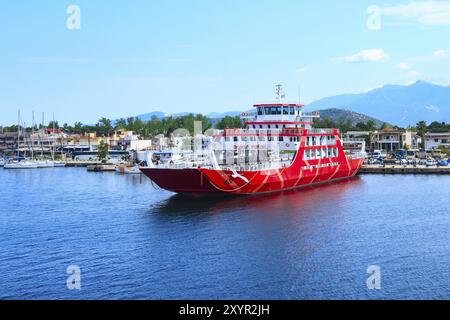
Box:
[360,165,450,175]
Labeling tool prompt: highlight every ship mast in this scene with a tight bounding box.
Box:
[275,84,285,104]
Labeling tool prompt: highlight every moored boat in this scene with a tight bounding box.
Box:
[115,163,141,174]
[4,160,39,169]
[140,86,366,195]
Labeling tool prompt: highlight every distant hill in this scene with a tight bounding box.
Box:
[307,81,450,126]
[134,111,244,121]
[126,109,385,128]
[316,108,385,127]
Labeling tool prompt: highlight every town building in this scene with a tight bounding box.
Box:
[424,132,450,151]
[370,129,420,153]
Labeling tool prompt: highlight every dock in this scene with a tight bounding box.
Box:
[360,165,450,175]
[86,164,117,172]
[65,161,112,167]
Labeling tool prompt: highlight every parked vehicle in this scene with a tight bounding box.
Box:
[426,159,438,167]
[438,160,449,167]
[395,159,408,165]
[372,150,387,160]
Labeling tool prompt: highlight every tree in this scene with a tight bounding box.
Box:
[48,121,59,129]
[366,120,376,132]
[97,117,113,136]
[115,118,127,130]
[416,121,427,149]
[216,116,243,130]
[97,140,109,162]
[74,122,83,134]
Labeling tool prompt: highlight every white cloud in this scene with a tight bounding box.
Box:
[381,1,450,26]
[333,49,390,63]
[412,47,450,61]
[396,62,411,69]
[406,70,421,78]
[425,105,440,113]
[294,66,309,73]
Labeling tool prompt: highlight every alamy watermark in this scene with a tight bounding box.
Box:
[367,5,381,31]
[66,5,81,30]
[367,265,381,290]
[67,265,81,290]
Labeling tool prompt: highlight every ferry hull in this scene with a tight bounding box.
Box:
[140,157,364,195]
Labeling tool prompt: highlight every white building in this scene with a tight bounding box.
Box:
[424,132,450,151]
[129,140,153,151]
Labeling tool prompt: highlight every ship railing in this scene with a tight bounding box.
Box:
[222,128,285,136]
[307,129,336,134]
[343,138,366,142]
[300,112,320,118]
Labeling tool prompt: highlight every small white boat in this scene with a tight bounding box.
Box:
[123,166,141,174]
[0,159,5,167]
[34,160,54,168]
[4,161,38,169]
[115,164,141,174]
[52,161,66,167]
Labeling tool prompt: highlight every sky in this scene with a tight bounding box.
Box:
[0,0,450,125]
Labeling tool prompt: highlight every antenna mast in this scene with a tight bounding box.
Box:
[275,84,285,104]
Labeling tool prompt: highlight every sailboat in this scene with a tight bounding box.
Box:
[4,110,38,169]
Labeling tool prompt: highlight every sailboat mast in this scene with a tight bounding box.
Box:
[40,112,44,159]
[51,112,55,160]
[17,109,20,158]
[31,111,35,159]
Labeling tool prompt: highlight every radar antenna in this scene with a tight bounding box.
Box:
[275,84,285,103]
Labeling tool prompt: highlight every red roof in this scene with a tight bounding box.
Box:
[253,103,304,107]
[46,128,62,134]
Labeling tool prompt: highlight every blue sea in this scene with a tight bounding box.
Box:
[0,167,449,299]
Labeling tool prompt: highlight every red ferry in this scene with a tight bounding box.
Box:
[141,86,366,195]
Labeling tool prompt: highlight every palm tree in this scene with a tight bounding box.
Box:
[416,121,427,150]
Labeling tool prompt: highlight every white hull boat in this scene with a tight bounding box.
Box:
[4,161,39,169]
[52,161,66,167]
[116,164,141,175]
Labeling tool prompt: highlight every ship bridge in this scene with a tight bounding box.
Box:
[241,103,320,131]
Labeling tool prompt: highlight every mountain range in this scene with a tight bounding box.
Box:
[134,111,243,121]
[128,80,449,127]
[306,81,450,126]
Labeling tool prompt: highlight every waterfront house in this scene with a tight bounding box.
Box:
[370,129,419,153]
[424,132,450,151]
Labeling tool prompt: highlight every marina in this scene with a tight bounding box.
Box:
[360,165,450,174]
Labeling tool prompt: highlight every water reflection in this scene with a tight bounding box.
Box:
[151,177,364,218]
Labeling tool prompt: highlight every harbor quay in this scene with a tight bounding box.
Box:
[360,165,450,175]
